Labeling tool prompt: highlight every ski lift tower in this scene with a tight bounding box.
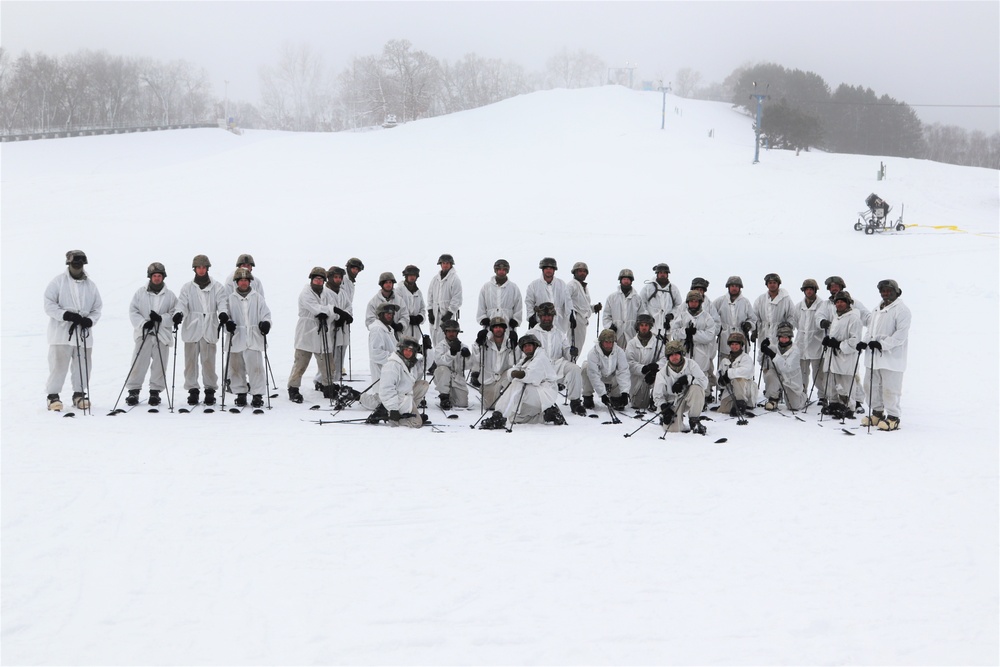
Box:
[658,80,672,130]
[608,62,638,88]
[750,81,769,164]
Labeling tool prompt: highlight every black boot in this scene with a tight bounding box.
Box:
[203,388,216,406]
[365,404,388,424]
[569,399,586,416]
[543,405,566,425]
[689,417,707,435]
[582,395,595,410]
[148,390,161,406]
[188,388,200,406]
[439,394,452,410]
[251,394,264,408]
[479,410,507,430]
[125,389,140,406]
[288,387,303,403]
[235,393,247,407]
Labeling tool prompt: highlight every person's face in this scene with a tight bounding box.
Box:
[445,330,458,340]
[521,343,535,357]
[194,266,208,277]
[803,287,816,299]
[348,267,360,279]
[401,346,414,359]
[729,342,743,353]
[835,300,848,314]
[600,340,615,353]
[656,271,669,282]
[439,261,452,272]
[381,281,394,292]
[573,269,588,281]
[237,278,250,290]
[620,277,633,288]
[382,310,395,322]
[637,323,651,336]
[668,352,683,364]
[728,284,741,296]
[542,267,555,281]
[778,335,792,346]
[880,287,895,302]
[405,274,418,285]
[492,325,506,339]
[828,283,841,295]
[151,273,164,285]
[540,313,554,327]
[332,274,343,286]
[495,267,508,279]
[311,276,324,286]
[766,280,779,293]
[687,298,700,309]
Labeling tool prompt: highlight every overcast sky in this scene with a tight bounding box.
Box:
[3,1,998,133]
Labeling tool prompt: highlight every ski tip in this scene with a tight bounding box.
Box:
[178,408,190,414]
[447,414,459,420]
[714,437,728,443]
[309,405,321,410]
[148,408,159,413]
[253,409,265,415]
[588,414,599,419]
[203,408,215,413]
[842,429,856,436]
[63,412,76,418]
[228,408,240,414]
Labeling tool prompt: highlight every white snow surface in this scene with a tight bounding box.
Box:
[2,87,998,665]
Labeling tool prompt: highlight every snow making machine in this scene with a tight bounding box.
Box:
[855,193,905,234]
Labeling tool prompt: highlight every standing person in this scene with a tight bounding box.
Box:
[712,276,757,373]
[581,329,632,410]
[379,338,431,429]
[690,276,721,399]
[124,263,179,407]
[653,340,709,434]
[794,278,826,403]
[287,267,338,404]
[222,268,272,409]
[342,257,365,305]
[759,323,806,411]
[176,254,228,407]
[639,263,682,333]
[525,257,570,333]
[477,258,524,336]
[226,253,265,297]
[625,314,662,410]
[862,279,911,431]
[432,319,470,410]
[753,273,796,402]
[426,253,462,346]
[669,290,721,383]
[398,265,427,341]
[364,272,409,329]
[821,276,871,328]
[819,291,863,419]
[321,266,355,394]
[479,334,566,429]
[470,317,520,411]
[44,250,102,411]
[603,269,646,348]
[566,262,600,355]
[360,302,401,423]
[527,302,585,415]
[717,332,757,418]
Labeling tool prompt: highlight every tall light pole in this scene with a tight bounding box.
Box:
[224,80,230,124]
[750,81,768,164]
[658,81,671,130]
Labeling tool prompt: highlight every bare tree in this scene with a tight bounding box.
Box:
[674,67,702,98]
[545,48,605,89]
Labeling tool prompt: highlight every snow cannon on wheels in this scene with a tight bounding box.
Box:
[854,193,906,234]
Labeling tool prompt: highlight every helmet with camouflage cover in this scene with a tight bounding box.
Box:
[327,266,345,277]
[441,319,461,332]
[664,339,686,357]
[652,262,671,274]
[764,272,781,285]
[192,254,211,269]
[690,277,709,290]
[489,316,508,329]
[397,337,421,354]
[147,262,167,278]
[308,266,327,281]
[493,258,510,272]
[534,302,557,316]
[518,334,542,350]
[725,276,744,288]
[598,329,616,344]
[376,302,399,317]
[618,268,635,281]
[877,279,902,298]
[634,313,655,331]
[833,290,854,305]
[727,332,746,347]
[685,290,704,303]
[437,254,455,265]
[776,322,795,339]
[65,250,88,265]
[346,257,365,270]
[572,261,589,274]
[402,264,420,277]
[377,271,397,285]
[825,276,846,289]
[233,267,253,282]
[801,278,819,292]
[538,257,558,270]
[235,253,255,267]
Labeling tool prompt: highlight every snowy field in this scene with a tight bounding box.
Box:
[2,86,998,665]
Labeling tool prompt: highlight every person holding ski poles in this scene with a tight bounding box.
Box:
[819,291,863,419]
[470,317,520,411]
[625,313,662,411]
[44,249,102,411]
[567,261,599,355]
[426,254,462,347]
[223,268,272,409]
[432,319,470,410]
[862,279,911,432]
[653,339,709,434]
[176,254,228,407]
[287,267,339,404]
[603,269,646,349]
[760,322,806,411]
[124,263,178,407]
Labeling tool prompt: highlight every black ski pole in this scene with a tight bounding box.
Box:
[72,326,89,414]
[262,333,272,409]
[658,386,692,439]
[81,327,92,415]
[505,385,526,433]
[169,324,180,413]
[841,348,863,423]
[220,329,233,410]
[153,322,173,411]
[867,346,877,433]
[109,327,152,414]
[320,318,334,406]
[469,380,512,429]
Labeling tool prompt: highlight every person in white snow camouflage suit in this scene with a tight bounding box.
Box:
[603,269,646,349]
[639,263,683,333]
[566,261,600,354]
[124,262,179,408]
[379,338,431,429]
[44,250,103,411]
[221,268,272,409]
[477,258,523,334]
[862,279,911,432]
[759,322,806,411]
[470,316,520,411]
[479,334,567,429]
[432,319,470,410]
[753,273,796,403]
[581,328,632,411]
[653,339,709,434]
[426,254,462,346]
[625,313,663,411]
[176,254,228,407]
[524,257,571,334]
[287,267,340,404]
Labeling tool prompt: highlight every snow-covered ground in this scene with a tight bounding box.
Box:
[2,86,998,665]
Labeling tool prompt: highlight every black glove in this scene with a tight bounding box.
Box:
[569,312,577,328]
[644,371,657,385]
[428,311,436,326]
[751,331,759,344]
[442,311,453,322]
[685,323,696,337]
[219,312,229,324]
[476,329,488,346]
[528,315,538,328]
[762,338,771,348]
[509,319,518,330]
[142,320,156,332]
[761,344,776,360]
[869,340,883,351]
[389,409,401,422]
[149,310,162,323]
[510,369,526,379]
[259,321,271,335]
[480,318,490,327]
[820,319,831,330]
[80,317,93,329]
[609,323,618,332]
[855,341,868,352]
[62,311,82,324]
[508,330,519,349]
[460,347,470,358]
[392,321,404,333]
[422,334,433,351]
[172,312,184,326]
[569,346,579,358]
[409,314,423,326]
[601,394,611,405]
[664,313,675,327]
[448,339,462,355]
[671,375,689,393]
[719,371,730,386]
[740,321,752,335]
[316,312,328,323]
[641,362,659,375]
[593,303,602,313]
[225,320,237,334]
[823,336,840,350]
[470,372,481,388]
[660,403,676,424]
[333,307,352,324]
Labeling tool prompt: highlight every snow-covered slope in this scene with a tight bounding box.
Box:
[2,86,997,665]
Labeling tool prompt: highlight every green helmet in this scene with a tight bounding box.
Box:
[598,329,617,343]
[147,262,167,278]
[664,339,685,356]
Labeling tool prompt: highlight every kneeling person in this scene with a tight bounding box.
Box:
[759,322,806,411]
[379,337,431,428]
[653,340,709,433]
[433,319,470,410]
[582,328,632,412]
[480,334,566,429]
[718,332,757,417]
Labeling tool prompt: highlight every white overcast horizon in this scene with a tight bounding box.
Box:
[2,1,998,134]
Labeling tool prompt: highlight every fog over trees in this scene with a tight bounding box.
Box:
[1,42,996,169]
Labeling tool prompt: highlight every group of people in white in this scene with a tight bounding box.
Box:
[44,251,911,433]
